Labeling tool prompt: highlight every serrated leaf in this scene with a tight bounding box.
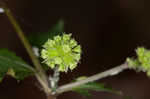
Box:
[28,19,64,48]
[71,77,121,98]
[0,49,35,82]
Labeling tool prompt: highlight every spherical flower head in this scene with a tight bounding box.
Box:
[41,33,82,72]
[127,47,150,76]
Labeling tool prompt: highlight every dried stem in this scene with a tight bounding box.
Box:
[56,63,129,94]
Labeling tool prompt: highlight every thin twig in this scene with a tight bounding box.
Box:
[56,63,129,94]
[1,5,51,94]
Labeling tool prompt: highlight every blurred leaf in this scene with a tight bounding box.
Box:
[71,77,122,98]
[28,19,64,48]
[0,49,35,82]
[73,88,92,98]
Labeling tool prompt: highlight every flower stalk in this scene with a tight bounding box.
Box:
[49,66,60,94]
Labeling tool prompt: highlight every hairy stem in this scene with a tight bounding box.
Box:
[2,5,51,94]
[56,63,129,94]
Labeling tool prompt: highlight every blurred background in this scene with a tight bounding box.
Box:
[0,0,150,99]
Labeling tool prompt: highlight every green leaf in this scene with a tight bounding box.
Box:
[72,82,121,97]
[71,77,122,98]
[73,88,92,98]
[28,19,64,48]
[0,49,35,82]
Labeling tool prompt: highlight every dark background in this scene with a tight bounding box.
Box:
[0,0,150,99]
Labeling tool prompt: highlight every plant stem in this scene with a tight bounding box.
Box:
[2,5,51,94]
[50,67,60,93]
[56,63,129,94]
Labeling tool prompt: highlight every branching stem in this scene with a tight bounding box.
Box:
[0,3,130,98]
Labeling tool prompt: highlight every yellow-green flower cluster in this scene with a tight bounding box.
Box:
[41,33,81,72]
[127,47,150,76]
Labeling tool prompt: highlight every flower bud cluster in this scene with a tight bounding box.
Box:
[41,33,81,72]
[127,47,150,76]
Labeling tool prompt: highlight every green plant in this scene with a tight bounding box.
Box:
[0,3,150,99]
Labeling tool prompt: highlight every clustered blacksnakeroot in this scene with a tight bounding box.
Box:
[41,33,81,72]
[127,47,150,76]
